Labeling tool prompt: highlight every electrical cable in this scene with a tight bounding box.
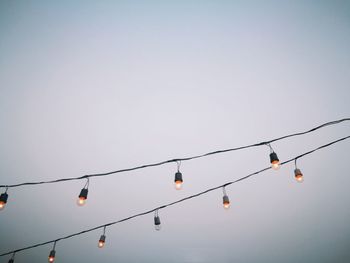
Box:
[1,118,349,189]
[1,135,348,258]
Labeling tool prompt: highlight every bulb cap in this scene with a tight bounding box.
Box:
[79,188,88,199]
[99,234,106,243]
[223,195,230,204]
[269,152,279,163]
[174,172,183,183]
[0,193,8,204]
[154,216,161,226]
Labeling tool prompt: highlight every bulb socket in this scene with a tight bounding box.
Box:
[8,259,14,263]
[294,168,303,182]
[0,193,8,203]
[49,250,56,258]
[269,152,279,163]
[99,234,106,243]
[79,188,88,199]
[154,216,161,226]
[223,195,230,204]
[174,172,183,183]
[294,168,302,176]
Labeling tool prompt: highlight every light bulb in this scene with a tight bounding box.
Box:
[77,197,86,206]
[175,181,183,190]
[0,192,8,211]
[294,168,304,183]
[270,152,280,170]
[77,188,88,206]
[48,250,55,263]
[174,172,183,190]
[98,235,106,248]
[223,195,230,210]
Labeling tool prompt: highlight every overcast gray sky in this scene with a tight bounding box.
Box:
[0,1,350,262]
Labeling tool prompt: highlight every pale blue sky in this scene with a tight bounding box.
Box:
[0,1,349,262]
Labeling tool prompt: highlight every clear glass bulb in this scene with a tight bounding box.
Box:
[98,241,105,248]
[0,202,5,210]
[223,202,230,210]
[295,175,304,183]
[48,256,55,263]
[271,161,280,170]
[175,181,183,190]
[155,224,161,231]
[77,197,86,206]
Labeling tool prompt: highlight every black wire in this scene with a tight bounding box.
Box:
[1,118,349,189]
[1,135,348,258]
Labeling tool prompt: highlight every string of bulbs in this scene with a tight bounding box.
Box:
[0,118,349,262]
[1,135,349,262]
[0,118,349,210]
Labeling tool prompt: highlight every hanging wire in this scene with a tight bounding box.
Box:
[222,186,227,196]
[0,118,349,189]
[266,143,274,153]
[1,135,348,258]
[176,161,181,172]
[2,186,9,193]
[83,178,90,189]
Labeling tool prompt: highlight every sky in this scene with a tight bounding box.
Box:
[0,0,349,262]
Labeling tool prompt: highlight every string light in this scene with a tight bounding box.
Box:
[174,161,183,190]
[268,144,280,170]
[294,159,304,183]
[98,227,106,248]
[0,187,9,211]
[222,187,230,209]
[77,179,89,206]
[1,119,348,191]
[0,136,349,260]
[48,242,56,263]
[8,252,15,263]
[154,210,161,231]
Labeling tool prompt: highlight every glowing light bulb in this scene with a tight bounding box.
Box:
[294,168,304,183]
[269,152,280,170]
[223,195,230,210]
[174,172,183,190]
[175,181,183,190]
[48,250,55,263]
[98,235,106,248]
[0,192,8,211]
[77,197,86,206]
[154,215,161,231]
[77,188,88,206]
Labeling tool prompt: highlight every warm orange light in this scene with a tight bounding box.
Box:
[223,201,230,209]
[295,175,304,182]
[77,197,86,206]
[0,202,5,210]
[223,194,230,210]
[98,241,105,248]
[48,256,55,262]
[294,168,304,183]
[175,181,183,190]
[271,160,280,170]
